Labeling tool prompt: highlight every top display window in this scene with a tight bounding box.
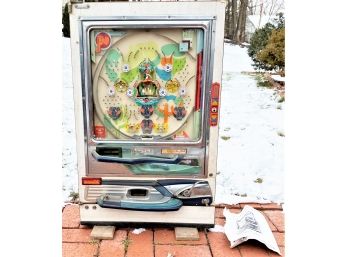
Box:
[89,27,205,142]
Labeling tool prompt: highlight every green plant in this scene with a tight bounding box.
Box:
[89,239,100,246]
[254,178,263,183]
[248,13,285,71]
[277,131,285,137]
[255,74,272,88]
[257,28,285,73]
[221,135,231,141]
[278,96,285,103]
[69,191,79,203]
[274,12,285,29]
[121,238,132,252]
[248,23,275,71]
[62,3,70,38]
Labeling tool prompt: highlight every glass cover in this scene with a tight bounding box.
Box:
[90,28,204,141]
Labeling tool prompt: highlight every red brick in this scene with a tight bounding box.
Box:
[155,244,211,257]
[215,207,224,218]
[62,242,98,257]
[127,230,153,257]
[215,218,225,226]
[62,204,80,228]
[269,246,285,256]
[264,210,285,232]
[62,228,92,243]
[99,229,127,257]
[225,208,241,214]
[259,203,283,211]
[261,212,278,232]
[215,203,241,209]
[273,232,285,247]
[240,203,262,209]
[207,232,241,257]
[154,229,207,245]
[239,242,270,257]
[280,246,285,256]
[227,204,241,209]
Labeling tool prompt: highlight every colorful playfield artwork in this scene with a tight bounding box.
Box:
[91,28,204,141]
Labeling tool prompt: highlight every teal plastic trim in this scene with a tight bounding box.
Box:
[196,29,204,53]
[121,198,183,211]
[97,197,183,211]
[129,163,201,175]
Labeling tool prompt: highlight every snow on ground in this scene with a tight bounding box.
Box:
[62,38,78,202]
[215,43,284,204]
[271,74,285,82]
[62,39,284,204]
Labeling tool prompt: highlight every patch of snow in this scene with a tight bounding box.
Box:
[216,43,284,204]
[222,43,255,73]
[208,224,225,233]
[131,228,146,234]
[271,74,285,82]
[62,37,78,202]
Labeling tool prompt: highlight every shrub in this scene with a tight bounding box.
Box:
[257,28,285,72]
[247,23,275,71]
[274,12,285,29]
[62,3,70,38]
[248,13,285,71]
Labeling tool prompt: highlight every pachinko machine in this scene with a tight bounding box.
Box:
[69,0,225,227]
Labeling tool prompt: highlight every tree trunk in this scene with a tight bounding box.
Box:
[233,0,242,43]
[225,0,231,38]
[240,0,248,42]
[231,0,238,41]
[233,0,248,43]
[249,0,254,15]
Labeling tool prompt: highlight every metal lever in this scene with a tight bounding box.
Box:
[187,181,206,197]
[92,150,180,164]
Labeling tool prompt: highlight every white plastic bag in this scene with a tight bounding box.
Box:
[223,205,281,255]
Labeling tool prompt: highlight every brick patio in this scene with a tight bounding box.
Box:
[62,203,285,257]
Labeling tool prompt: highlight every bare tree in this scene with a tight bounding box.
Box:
[230,0,238,40]
[225,0,231,38]
[225,0,284,43]
[233,0,248,43]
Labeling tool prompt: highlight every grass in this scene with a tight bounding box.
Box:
[122,238,132,252]
[69,191,79,203]
[278,96,285,103]
[254,178,263,184]
[221,136,231,141]
[89,239,101,257]
[277,131,285,137]
[255,74,272,88]
[234,193,248,197]
[89,239,100,246]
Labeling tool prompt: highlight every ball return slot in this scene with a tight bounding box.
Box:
[95,179,213,211]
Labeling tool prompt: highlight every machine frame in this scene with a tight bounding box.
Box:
[69,1,225,227]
